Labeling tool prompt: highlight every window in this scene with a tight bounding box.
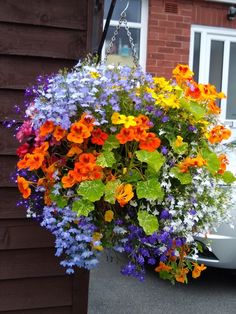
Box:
[103,0,148,70]
[189,25,236,132]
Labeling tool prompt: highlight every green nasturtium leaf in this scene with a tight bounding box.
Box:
[72,199,94,217]
[136,178,164,201]
[179,99,206,120]
[124,169,143,182]
[171,141,188,155]
[104,179,121,204]
[189,101,206,120]
[77,180,105,202]
[201,148,220,174]
[135,150,165,173]
[96,151,116,168]
[220,171,236,184]
[138,210,159,235]
[170,167,192,184]
[103,135,120,151]
[50,193,67,208]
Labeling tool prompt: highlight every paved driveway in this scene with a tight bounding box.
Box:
[88,252,236,314]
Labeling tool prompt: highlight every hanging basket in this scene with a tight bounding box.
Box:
[15,58,235,284]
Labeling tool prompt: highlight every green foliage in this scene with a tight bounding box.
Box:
[72,199,94,217]
[220,171,236,184]
[77,180,105,202]
[201,147,220,174]
[96,151,116,168]
[135,150,165,173]
[136,178,164,201]
[103,135,120,151]
[137,210,159,235]
[50,193,67,208]
[170,167,192,184]
[104,179,121,204]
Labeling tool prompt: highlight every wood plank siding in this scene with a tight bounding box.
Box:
[0,0,103,312]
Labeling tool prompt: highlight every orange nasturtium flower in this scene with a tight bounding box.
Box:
[185,81,201,99]
[79,113,95,132]
[39,120,55,137]
[53,126,67,141]
[17,176,31,199]
[91,128,108,145]
[116,127,135,144]
[66,144,83,157]
[155,262,172,273]
[208,101,221,115]
[61,170,77,188]
[192,263,207,279]
[67,122,91,144]
[104,210,114,222]
[33,142,49,155]
[17,153,45,171]
[178,155,206,173]
[208,125,231,144]
[217,154,229,175]
[139,133,161,152]
[175,267,189,283]
[135,114,151,129]
[172,64,193,83]
[115,184,134,207]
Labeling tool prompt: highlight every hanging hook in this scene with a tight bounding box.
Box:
[120,0,130,16]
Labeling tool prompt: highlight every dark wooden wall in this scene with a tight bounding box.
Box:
[0,0,103,312]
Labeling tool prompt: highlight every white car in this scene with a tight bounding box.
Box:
[194,141,236,269]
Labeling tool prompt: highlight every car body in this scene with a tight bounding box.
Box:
[193,141,236,269]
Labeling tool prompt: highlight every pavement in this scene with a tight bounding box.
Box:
[88,251,236,314]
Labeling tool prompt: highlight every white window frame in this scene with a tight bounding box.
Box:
[205,0,236,4]
[102,0,148,70]
[189,25,236,125]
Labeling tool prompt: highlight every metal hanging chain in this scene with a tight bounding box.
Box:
[104,10,139,67]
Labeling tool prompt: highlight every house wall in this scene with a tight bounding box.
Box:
[0,0,103,312]
[147,0,236,77]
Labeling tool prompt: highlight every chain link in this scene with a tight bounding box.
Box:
[104,12,139,67]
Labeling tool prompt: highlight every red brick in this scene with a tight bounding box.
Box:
[175,35,189,42]
[157,47,174,53]
[158,20,176,28]
[176,22,190,29]
[167,15,184,22]
[166,41,182,48]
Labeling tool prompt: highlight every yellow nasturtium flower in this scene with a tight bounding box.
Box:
[111,112,137,128]
[104,210,114,222]
[174,136,184,147]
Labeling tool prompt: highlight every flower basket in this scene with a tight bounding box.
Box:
[15,59,235,284]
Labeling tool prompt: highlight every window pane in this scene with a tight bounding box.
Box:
[209,40,224,92]
[193,32,201,82]
[226,42,236,120]
[104,0,141,23]
[105,26,140,66]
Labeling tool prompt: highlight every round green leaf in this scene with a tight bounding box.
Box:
[77,180,105,202]
[135,150,165,173]
[96,151,116,168]
[72,199,94,217]
[138,210,159,235]
[136,178,164,201]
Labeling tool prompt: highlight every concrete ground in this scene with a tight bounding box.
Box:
[88,252,236,314]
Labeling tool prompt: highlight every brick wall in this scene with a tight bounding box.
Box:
[147,0,236,77]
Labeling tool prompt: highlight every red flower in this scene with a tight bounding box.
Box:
[116,127,135,144]
[91,128,108,145]
[139,133,161,152]
[16,143,31,158]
